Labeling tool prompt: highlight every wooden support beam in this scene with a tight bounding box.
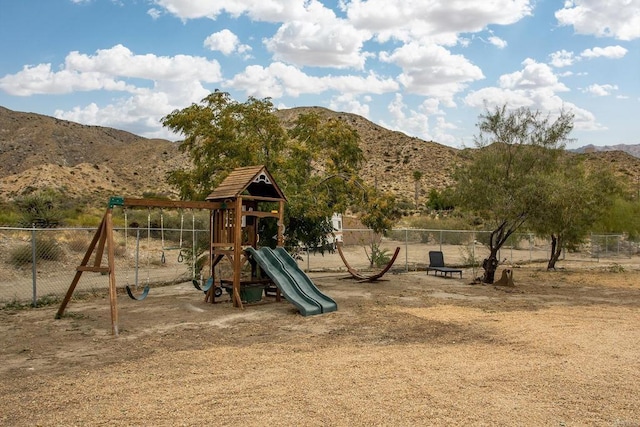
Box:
[56,212,108,319]
[76,266,110,273]
[232,197,244,309]
[117,197,224,210]
[105,209,119,336]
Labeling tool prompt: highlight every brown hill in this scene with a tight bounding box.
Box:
[0,106,186,201]
[275,107,465,203]
[1,106,639,206]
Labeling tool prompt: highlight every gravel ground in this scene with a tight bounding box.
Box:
[1,261,639,426]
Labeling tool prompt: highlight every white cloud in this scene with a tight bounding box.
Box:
[147,8,162,19]
[64,45,222,82]
[204,29,252,56]
[550,45,628,69]
[345,0,532,45]
[0,63,136,96]
[549,50,577,68]
[379,93,457,144]
[227,63,317,98]
[264,5,371,69]
[583,83,619,96]
[328,94,371,118]
[227,62,398,98]
[0,45,222,96]
[464,59,603,131]
[580,45,628,59]
[488,36,508,49]
[556,0,640,41]
[0,44,222,138]
[153,0,316,22]
[381,93,431,138]
[53,79,211,139]
[498,58,569,92]
[380,42,484,106]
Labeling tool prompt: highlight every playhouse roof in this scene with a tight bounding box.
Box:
[205,165,286,201]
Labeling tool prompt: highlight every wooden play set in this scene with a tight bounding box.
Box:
[56,165,288,336]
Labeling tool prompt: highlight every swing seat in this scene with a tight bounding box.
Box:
[126,284,150,301]
[192,278,223,297]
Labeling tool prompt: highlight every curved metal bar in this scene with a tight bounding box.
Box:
[125,284,150,301]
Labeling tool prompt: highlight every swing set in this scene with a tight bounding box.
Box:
[56,165,286,336]
[121,207,198,301]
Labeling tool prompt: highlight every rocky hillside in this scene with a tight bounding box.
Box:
[573,143,640,158]
[275,107,465,202]
[0,106,187,201]
[1,105,639,206]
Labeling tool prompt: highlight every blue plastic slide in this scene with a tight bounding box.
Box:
[245,247,337,316]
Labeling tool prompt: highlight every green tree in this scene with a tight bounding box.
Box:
[426,188,454,211]
[529,157,619,270]
[162,91,397,249]
[454,105,574,283]
[162,91,287,200]
[594,197,640,240]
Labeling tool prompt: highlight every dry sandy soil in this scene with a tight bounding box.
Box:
[1,260,640,426]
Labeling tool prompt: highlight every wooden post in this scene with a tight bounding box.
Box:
[56,212,108,319]
[105,209,119,336]
[232,198,244,309]
[277,200,285,247]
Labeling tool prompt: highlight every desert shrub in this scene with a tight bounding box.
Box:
[1,294,61,310]
[14,190,65,227]
[459,246,481,268]
[365,242,391,268]
[0,206,22,226]
[63,212,103,227]
[402,215,472,231]
[66,234,91,252]
[9,237,64,267]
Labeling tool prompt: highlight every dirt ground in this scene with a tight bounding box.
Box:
[1,260,640,426]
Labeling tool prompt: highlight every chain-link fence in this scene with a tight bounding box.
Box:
[297,229,640,275]
[0,226,207,306]
[1,226,638,306]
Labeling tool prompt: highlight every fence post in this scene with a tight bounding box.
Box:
[439,230,443,252]
[31,225,37,307]
[472,231,477,279]
[404,229,408,272]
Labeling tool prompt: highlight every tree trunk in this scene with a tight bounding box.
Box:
[482,251,499,284]
[547,234,563,270]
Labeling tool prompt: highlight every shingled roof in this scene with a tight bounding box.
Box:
[205,165,286,201]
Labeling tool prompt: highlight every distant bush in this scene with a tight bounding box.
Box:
[14,190,64,227]
[9,237,64,267]
[0,206,22,226]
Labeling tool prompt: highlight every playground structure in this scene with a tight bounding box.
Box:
[56,165,336,336]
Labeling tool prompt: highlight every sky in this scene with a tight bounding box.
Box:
[0,0,638,149]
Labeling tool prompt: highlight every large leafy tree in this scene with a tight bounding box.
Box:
[529,157,619,270]
[594,197,640,240]
[454,105,574,283]
[162,91,288,199]
[162,91,397,248]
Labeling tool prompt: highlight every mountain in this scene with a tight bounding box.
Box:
[275,107,465,201]
[0,106,186,201]
[1,105,639,206]
[572,144,640,159]
[0,106,466,205]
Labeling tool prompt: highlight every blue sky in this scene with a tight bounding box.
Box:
[0,0,638,149]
